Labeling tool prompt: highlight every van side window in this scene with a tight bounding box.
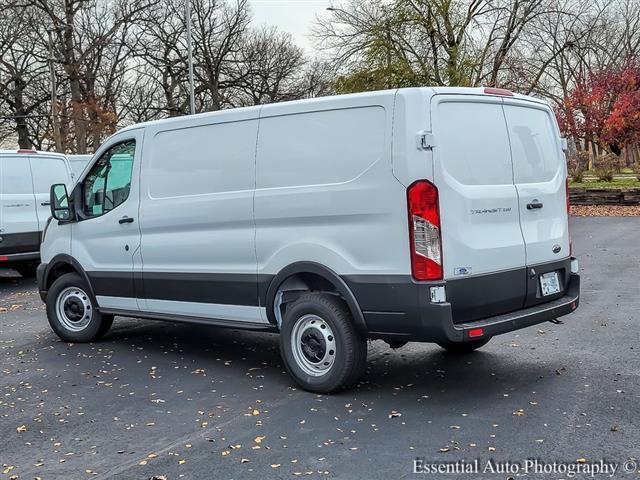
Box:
[82,140,135,217]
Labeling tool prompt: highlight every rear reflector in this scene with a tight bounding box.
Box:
[0,256,8,262]
[484,87,514,96]
[468,328,484,338]
[570,258,579,274]
[407,180,442,281]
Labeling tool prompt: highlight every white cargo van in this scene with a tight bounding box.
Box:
[37,87,580,393]
[0,150,73,277]
[66,154,93,179]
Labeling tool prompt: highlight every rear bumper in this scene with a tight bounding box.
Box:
[451,273,579,341]
[343,265,580,343]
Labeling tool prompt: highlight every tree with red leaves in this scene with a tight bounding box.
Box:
[558,64,640,156]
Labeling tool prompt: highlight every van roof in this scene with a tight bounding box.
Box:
[117,86,549,134]
[0,150,68,159]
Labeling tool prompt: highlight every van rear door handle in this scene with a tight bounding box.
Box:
[526,201,543,210]
[119,216,134,224]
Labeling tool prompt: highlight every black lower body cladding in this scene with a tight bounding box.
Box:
[0,231,41,256]
[38,257,580,344]
[0,231,41,274]
[342,258,580,343]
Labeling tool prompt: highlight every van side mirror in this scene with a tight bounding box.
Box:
[50,184,73,221]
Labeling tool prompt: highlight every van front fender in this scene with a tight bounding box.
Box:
[38,254,96,304]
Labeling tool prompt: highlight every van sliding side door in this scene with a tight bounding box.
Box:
[137,115,263,323]
[0,155,40,255]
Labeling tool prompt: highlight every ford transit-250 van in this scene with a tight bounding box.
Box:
[37,87,580,393]
[0,150,73,277]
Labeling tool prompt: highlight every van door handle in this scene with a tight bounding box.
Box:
[526,201,543,210]
[119,216,134,224]
[41,201,51,206]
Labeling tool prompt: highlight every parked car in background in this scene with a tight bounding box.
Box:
[66,154,93,180]
[0,150,73,277]
[38,87,580,393]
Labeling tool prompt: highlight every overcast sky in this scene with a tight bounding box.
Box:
[249,0,332,52]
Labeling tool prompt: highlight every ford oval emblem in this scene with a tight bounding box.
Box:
[552,244,562,254]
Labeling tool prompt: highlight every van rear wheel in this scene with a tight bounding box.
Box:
[279,293,367,394]
[438,338,491,354]
[46,273,113,342]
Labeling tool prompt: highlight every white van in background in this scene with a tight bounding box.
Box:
[38,87,580,393]
[0,150,73,277]
[66,154,93,179]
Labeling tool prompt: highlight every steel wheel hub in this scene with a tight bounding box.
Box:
[291,314,336,377]
[56,286,92,332]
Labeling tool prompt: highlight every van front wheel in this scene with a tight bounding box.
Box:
[279,293,367,394]
[46,273,113,343]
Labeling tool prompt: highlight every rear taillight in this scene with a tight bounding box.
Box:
[566,177,572,255]
[407,180,442,281]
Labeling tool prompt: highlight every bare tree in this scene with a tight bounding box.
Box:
[314,0,640,95]
[0,1,49,149]
[190,0,250,110]
[229,27,307,106]
[29,0,156,152]
[136,0,191,117]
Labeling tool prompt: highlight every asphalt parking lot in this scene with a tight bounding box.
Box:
[1,216,639,480]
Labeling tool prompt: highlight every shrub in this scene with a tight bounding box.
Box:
[594,153,622,182]
[567,151,590,183]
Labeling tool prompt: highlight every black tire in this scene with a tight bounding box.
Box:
[46,273,113,342]
[279,293,367,394]
[13,262,37,278]
[437,338,491,354]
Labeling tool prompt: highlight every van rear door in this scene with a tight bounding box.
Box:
[503,100,570,307]
[431,96,527,322]
[503,101,569,265]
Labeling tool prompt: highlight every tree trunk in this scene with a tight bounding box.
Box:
[590,141,598,169]
[13,77,32,150]
[63,3,87,153]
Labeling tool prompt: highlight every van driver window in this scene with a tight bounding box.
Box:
[82,140,135,217]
